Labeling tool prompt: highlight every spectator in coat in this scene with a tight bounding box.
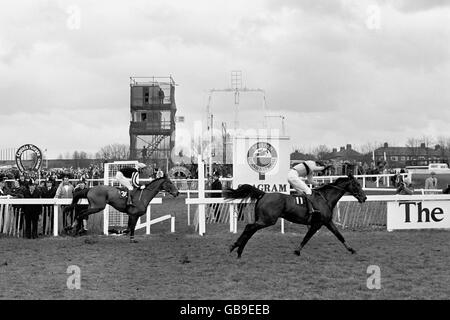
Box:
[210,172,222,220]
[424,172,438,194]
[158,87,165,104]
[18,174,27,188]
[211,172,222,198]
[23,179,42,239]
[41,178,57,198]
[9,180,25,198]
[55,174,75,228]
[54,175,75,198]
[41,178,57,233]
[396,176,414,195]
[74,178,89,234]
[0,177,10,196]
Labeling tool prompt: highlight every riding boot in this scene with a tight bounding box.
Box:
[305,194,320,220]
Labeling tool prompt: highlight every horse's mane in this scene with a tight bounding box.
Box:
[144,176,166,188]
[314,176,350,191]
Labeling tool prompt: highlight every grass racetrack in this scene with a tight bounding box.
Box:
[1,196,449,300]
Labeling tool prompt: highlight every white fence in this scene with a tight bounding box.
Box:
[185,158,450,235]
[186,194,450,235]
[0,197,165,237]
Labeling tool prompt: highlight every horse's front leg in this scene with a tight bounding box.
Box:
[128,215,139,243]
[294,223,322,256]
[324,221,356,254]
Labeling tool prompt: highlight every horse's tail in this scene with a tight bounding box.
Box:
[223,184,265,201]
[63,188,90,215]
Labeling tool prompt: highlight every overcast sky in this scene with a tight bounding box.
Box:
[0,0,449,158]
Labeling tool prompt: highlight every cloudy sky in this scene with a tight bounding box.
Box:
[0,0,449,158]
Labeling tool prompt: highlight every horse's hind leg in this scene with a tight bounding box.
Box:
[324,221,356,254]
[78,207,103,220]
[128,215,139,243]
[294,223,322,256]
[231,222,268,258]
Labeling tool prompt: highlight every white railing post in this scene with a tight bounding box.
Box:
[103,205,109,235]
[234,208,238,234]
[171,216,175,232]
[187,190,191,226]
[229,203,237,233]
[103,163,110,236]
[198,155,206,236]
[281,218,285,234]
[146,205,151,235]
[53,204,58,237]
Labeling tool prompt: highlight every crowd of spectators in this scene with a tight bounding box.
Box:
[0,163,104,183]
[0,165,100,239]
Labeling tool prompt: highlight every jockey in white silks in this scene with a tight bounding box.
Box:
[287,160,328,216]
[115,162,147,206]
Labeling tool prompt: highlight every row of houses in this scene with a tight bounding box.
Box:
[290,143,450,169]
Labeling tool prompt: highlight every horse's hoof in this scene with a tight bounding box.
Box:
[130,239,138,244]
[349,248,356,254]
[294,250,301,256]
[229,244,236,253]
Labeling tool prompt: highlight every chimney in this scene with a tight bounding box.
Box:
[420,143,426,148]
[340,147,345,152]
[346,144,352,150]
[332,148,337,153]
[435,144,440,150]
[384,142,388,148]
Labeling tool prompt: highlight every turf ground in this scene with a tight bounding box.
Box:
[0,196,449,300]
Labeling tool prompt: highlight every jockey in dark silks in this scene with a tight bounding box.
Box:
[115,163,147,207]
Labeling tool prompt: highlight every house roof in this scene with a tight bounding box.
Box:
[290,151,312,160]
[374,146,449,157]
[326,148,363,160]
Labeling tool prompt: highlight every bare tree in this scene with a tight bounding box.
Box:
[420,135,434,148]
[79,151,88,159]
[436,136,450,161]
[96,144,130,161]
[72,150,88,159]
[312,145,331,160]
[356,142,383,155]
[292,146,306,153]
[405,137,421,156]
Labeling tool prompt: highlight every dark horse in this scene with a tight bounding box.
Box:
[223,174,367,258]
[64,176,179,242]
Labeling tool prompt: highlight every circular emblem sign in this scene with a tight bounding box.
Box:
[15,144,43,173]
[168,165,192,179]
[247,142,278,174]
